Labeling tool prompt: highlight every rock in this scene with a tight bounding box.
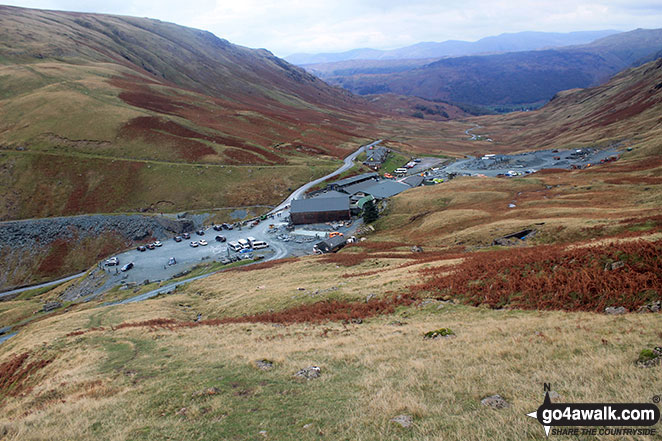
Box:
[547,391,561,401]
[604,260,625,271]
[297,287,305,291]
[636,347,662,368]
[303,423,313,429]
[294,366,321,380]
[391,414,413,428]
[350,318,363,324]
[411,245,423,253]
[605,306,627,315]
[423,328,455,339]
[255,359,274,370]
[176,407,187,416]
[42,301,62,312]
[481,394,510,409]
[258,430,267,437]
[365,293,375,302]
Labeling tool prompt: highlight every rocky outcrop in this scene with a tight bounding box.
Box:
[0,214,194,249]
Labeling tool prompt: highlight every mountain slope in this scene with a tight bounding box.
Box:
[286,30,619,65]
[308,28,662,107]
[0,6,381,221]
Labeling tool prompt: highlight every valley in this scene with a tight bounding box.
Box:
[0,5,661,441]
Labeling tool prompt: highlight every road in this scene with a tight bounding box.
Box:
[269,139,382,214]
[1,140,381,306]
[0,271,87,300]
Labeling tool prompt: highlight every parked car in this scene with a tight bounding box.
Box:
[215,235,226,242]
[137,245,147,252]
[146,243,155,250]
[168,257,177,266]
[105,257,119,266]
[182,232,191,239]
[153,241,162,247]
[196,229,205,236]
[120,262,134,272]
[199,239,208,246]
[190,241,199,247]
[213,225,222,231]
[174,236,182,242]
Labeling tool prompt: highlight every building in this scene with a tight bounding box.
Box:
[313,235,347,254]
[327,172,378,191]
[363,146,390,169]
[401,175,424,188]
[342,179,411,199]
[290,195,350,225]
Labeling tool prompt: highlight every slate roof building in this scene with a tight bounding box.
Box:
[401,175,424,188]
[327,172,378,191]
[313,235,347,254]
[342,179,410,199]
[290,195,350,225]
[363,146,390,169]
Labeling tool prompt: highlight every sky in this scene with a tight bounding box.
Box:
[2,0,662,56]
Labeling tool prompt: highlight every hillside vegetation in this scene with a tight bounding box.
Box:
[0,5,380,220]
[0,10,661,441]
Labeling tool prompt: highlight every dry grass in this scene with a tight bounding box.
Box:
[1,298,660,440]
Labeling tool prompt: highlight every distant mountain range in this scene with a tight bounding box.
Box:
[285,30,620,65]
[301,29,662,109]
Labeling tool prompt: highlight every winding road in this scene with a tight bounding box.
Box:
[1,140,381,311]
[269,140,381,214]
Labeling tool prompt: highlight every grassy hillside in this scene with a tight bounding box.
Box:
[0,5,380,221]
[1,55,661,439]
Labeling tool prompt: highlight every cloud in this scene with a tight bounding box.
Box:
[3,0,662,55]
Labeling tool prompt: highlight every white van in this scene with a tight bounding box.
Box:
[394,167,408,174]
[237,238,251,249]
[251,240,269,249]
[228,241,242,252]
[246,236,257,247]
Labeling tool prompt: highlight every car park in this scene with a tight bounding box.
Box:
[199,239,208,246]
[190,241,199,247]
[182,232,191,239]
[174,236,182,242]
[137,245,147,252]
[215,235,226,242]
[121,262,134,272]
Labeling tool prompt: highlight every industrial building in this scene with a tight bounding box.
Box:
[327,172,378,191]
[289,195,350,225]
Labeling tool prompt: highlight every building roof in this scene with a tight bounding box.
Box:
[341,179,378,195]
[401,175,424,188]
[315,235,347,252]
[290,196,349,214]
[314,190,348,199]
[342,179,410,199]
[357,194,375,209]
[329,172,379,188]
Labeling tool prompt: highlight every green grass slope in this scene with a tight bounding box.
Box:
[0,5,381,220]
